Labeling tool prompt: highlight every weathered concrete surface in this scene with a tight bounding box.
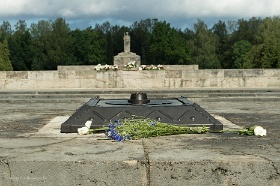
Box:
[0,89,280,186]
[1,134,280,186]
[0,138,147,186]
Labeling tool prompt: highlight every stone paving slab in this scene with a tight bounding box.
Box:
[0,138,146,186]
[1,114,280,185]
[1,128,280,186]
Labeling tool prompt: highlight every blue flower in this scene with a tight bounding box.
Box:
[108,122,115,129]
[125,135,131,140]
[104,119,131,142]
[150,122,155,127]
[115,119,121,126]
[115,134,123,142]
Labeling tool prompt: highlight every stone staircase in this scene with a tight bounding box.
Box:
[0,88,280,103]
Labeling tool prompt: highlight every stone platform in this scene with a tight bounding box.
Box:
[1,89,280,186]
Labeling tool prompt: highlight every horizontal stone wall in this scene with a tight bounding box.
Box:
[0,65,279,89]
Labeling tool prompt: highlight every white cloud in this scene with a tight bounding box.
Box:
[1,0,280,29]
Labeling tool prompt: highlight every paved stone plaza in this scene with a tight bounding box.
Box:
[0,89,280,185]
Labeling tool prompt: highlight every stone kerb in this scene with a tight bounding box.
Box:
[263,69,280,87]
[223,69,268,88]
[121,70,166,88]
[57,65,96,72]
[28,71,58,80]
[6,71,28,79]
[163,65,198,71]
[4,71,32,89]
[201,69,224,87]
[0,71,6,79]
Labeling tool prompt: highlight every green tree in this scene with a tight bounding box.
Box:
[46,18,74,69]
[94,21,114,64]
[9,20,34,70]
[234,18,262,44]
[187,20,220,68]
[258,17,280,68]
[94,22,130,64]
[0,39,13,71]
[232,40,252,68]
[30,20,53,70]
[244,17,280,68]
[148,21,188,65]
[0,21,13,42]
[226,17,263,68]
[71,27,106,65]
[212,20,231,68]
[130,19,158,64]
[243,45,263,68]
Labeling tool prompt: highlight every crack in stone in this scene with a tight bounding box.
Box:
[142,139,151,186]
[1,158,13,186]
[1,137,77,150]
[258,155,280,180]
[89,146,124,155]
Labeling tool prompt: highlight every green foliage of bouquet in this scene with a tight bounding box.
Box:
[89,116,209,141]
[118,117,209,139]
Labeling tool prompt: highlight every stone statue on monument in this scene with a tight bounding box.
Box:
[114,32,141,69]
[124,32,130,53]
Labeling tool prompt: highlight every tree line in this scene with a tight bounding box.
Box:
[1,16,280,71]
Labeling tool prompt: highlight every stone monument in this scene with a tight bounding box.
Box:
[114,32,141,68]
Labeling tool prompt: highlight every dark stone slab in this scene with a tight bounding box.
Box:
[60,95,223,133]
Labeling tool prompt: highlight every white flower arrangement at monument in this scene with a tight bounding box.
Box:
[94,64,102,71]
[139,64,164,70]
[94,62,164,71]
[94,64,118,71]
[124,61,137,69]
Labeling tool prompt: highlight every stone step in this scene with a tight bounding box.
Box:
[0,92,280,99]
[0,95,279,103]
[1,88,280,95]
[1,89,280,103]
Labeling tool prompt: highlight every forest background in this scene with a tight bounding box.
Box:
[1,17,280,71]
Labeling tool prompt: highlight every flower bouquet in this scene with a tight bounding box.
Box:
[105,116,209,141]
[77,117,267,141]
[123,61,137,70]
[84,116,209,141]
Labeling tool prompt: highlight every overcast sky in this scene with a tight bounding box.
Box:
[0,0,280,30]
